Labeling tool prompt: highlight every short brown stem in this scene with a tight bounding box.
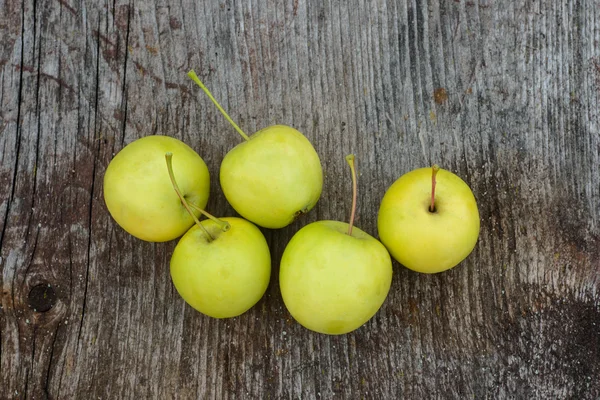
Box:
[346,154,358,235]
[430,164,440,212]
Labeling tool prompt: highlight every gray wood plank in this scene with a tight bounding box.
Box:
[1,0,598,398]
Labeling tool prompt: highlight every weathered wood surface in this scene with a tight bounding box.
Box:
[1,0,599,398]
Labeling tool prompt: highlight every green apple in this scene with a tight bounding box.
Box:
[280,221,392,334]
[170,217,271,318]
[220,125,322,228]
[377,165,480,274]
[279,155,392,335]
[187,71,323,229]
[103,135,210,242]
[163,153,271,318]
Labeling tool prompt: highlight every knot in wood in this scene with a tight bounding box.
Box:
[27,284,57,313]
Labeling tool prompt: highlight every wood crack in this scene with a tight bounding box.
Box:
[44,324,60,398]
[74,10,103,357]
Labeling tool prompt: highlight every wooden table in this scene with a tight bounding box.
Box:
[1,1,599,398]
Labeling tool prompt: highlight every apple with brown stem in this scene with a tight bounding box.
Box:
[279,155,393,335]
[377,165,480,273]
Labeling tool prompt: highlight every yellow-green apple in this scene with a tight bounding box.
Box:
[188,71,322,229]
[165,153,271,318]
[279,155,392,335]
[170,217,271,318]
[377,165,480,273]
[103,135,210,242]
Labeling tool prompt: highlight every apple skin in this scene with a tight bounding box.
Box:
[279,221,393,335]
[220,125,322,229]
[103,135,210,242]
[170,217,271,319]
[377,167,480,274]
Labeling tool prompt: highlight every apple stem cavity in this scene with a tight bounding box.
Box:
[345,154,358,236]
[187,70,251,142]
[430,164,440,213]
[165,152,215,242]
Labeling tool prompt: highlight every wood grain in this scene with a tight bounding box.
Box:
[1,0,599,398]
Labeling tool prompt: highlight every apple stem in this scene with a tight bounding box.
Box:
[345,154,358,236]
[187,202,230,232]
[187,70,250,142]
[165,152,214,242]
[430,164,440,212]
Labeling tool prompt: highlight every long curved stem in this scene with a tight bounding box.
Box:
[165,152,213,241]
[430,164,440,212]
[345,154,358,236]
[187,70,250,142]
[188,202,230,232]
